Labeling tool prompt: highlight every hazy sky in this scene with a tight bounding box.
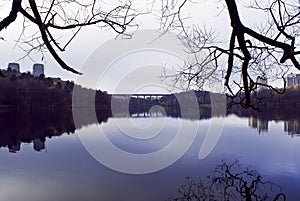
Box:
[0,0,296,93]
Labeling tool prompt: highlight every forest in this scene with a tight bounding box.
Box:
[0,69,110,112]
[1,67,300,114]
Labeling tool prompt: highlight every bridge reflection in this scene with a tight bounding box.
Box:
[111,94,166,100]
[2,106,300,153]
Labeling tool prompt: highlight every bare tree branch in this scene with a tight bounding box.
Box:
[0,0,22,32]
[0,0,138,75]
[161,0,300,108]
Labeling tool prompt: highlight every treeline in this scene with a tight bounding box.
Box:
[258,87,300,108]
[155,88,300,113]
[229,87,300,110]
[1,67,299,113]
[225,87,300,118]
[0,69,110,111]
[159,91,211,106]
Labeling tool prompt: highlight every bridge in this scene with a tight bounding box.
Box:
[110,93,169,100]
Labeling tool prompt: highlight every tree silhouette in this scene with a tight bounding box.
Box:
[0,69,111,111]
[161,0,300,108]
[168,160,286,201]
[0,0,137,75]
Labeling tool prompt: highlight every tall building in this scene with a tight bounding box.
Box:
[33,63,44,77]
[287,73,300,87]
[256,76,268,90]
[8,62,20,72]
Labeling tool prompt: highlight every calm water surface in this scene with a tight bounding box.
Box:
[0,114,300,201]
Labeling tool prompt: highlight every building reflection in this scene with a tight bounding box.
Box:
[8,142,21,153]
[33,138,46,152]
[8,138,46,153]
[248,116,300,138]
[0,109,111,153]
[0,106,210,153]
[247,116,300,138]
[284,120,300,137]
[248,116,269,134]
[2,107,300,153]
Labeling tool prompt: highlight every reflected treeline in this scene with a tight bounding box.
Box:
[128,104,300,138]
[0,109,111,153]
[0,111,75,153]
[129,105,213,120]
[230,106,300,137]
[1,104,210,153]
[1,103,300,153]
[130,104,300,138]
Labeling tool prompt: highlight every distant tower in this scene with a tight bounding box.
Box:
[287,73,295,87]
[33,63,44,77]
[256,76,268,90]
[295,74,300,86]
[287,73,300,87]
[8,62,20,72]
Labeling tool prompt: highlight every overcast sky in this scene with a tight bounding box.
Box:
[0,0,296,93]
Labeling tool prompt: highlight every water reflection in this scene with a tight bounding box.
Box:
[248,116,300,137]
[168,160,286,201]
[284,120,300,137]
[1,107,300,153]
[9,138,45,153]
[0,108,300,200]
[0,111,75,153]
[248,116,269,134]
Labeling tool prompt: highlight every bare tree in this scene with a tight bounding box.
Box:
[161,0,300,108]
[0,0,138,76]
[167,160,286,201]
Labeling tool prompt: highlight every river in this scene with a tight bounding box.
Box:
[0,111,299,200]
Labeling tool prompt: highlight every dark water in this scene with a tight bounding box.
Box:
[0,110,299,201]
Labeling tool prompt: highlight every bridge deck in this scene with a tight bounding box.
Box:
[110,94,169,96]
[110,94,170,100]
